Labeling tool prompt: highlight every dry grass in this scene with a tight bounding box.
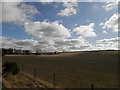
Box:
[2,73,49,88]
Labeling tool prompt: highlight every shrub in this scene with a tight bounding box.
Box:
[2,62,20,76]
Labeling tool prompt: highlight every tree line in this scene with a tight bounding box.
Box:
[1,48,60,56]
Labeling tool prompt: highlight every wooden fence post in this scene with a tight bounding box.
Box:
[53,73,56,88]
[91,83,94,90]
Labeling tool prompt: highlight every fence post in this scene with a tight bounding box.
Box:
[53,73,56,88]
[34,67,36,80]
[91,83,94,90]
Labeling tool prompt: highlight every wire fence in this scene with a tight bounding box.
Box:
[19,64,95,89]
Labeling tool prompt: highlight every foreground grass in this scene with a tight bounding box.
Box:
[3,73,49,88]
[2,51,119,88]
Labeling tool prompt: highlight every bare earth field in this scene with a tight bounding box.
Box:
[2,51,119,88]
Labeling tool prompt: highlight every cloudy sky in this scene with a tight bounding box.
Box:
[0,0,119,52]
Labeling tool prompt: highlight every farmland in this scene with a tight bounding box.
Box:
[2,50,119,88]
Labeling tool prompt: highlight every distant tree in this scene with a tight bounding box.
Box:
[2,62,20,77]
[2,48,6,56]
[26,50,32,55]
[54,51,57,54]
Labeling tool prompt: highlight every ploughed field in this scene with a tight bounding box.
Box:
[2,51,119,88]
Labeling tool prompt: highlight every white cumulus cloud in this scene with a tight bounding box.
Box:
[24,21,71,41]
[103,1,118,11]
[14,39,38,50]
[57,2,78,16]
[57,7,77,16]
[0,37,16,49]
[54,36,91,51]
[95,37,120,50]
[97,37,120,43]
[1,37,39,50]
[73,23,97,37]
[1,2,39,24]
[102,30,108,34]
[100,13,119,32]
